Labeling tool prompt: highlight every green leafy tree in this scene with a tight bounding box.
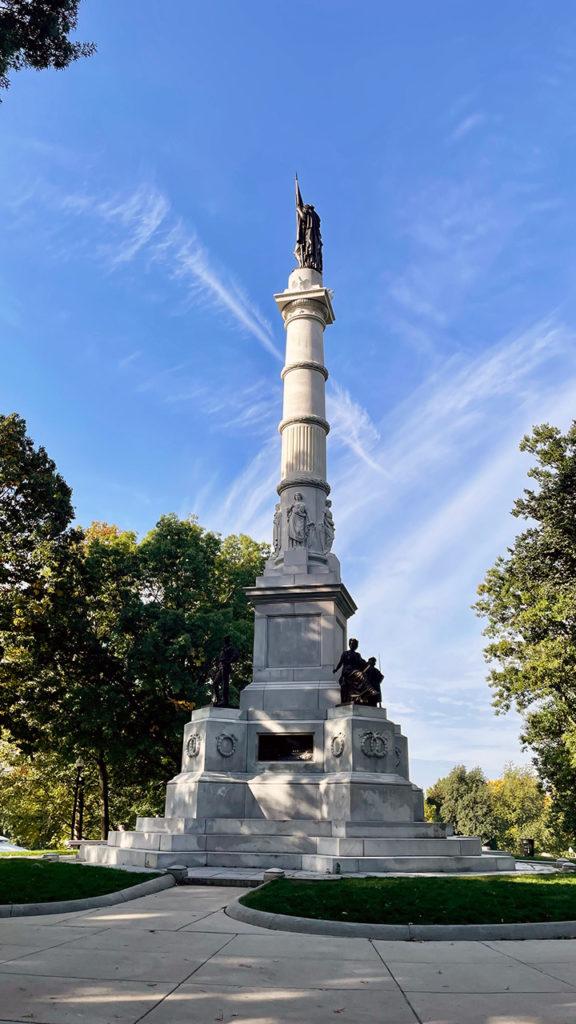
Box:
[488,764,552,855]
[0,0,95,93]
[475,423,576,839]
[0,415,269,838]
[425,765,501,843]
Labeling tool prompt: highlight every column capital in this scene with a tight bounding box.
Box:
[274,286,335,326]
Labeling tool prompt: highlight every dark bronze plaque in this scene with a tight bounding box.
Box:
[258,733,314,762]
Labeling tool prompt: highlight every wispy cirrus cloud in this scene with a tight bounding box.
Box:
[447,111,486,143]
[57,182,281,359]
[327,380,383,472]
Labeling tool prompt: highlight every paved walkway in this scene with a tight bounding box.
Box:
[0,885,575,1023]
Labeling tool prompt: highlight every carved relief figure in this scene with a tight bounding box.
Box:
[212,635,240,707]
[320,499,335,553]
[272,502,282,553]
[287,492,313,547]
[294,177,323,273]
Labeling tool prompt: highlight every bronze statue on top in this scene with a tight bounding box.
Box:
[333,640,383,707]
[294,176,323,273]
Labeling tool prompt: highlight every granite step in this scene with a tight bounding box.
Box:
[135,816,333,836]
[316,837,482,857]
[333,821,450,838]
[301,853,516,873]
[80,843,207,869]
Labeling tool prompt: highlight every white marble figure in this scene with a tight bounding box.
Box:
[321,499,335,553]
[287,492,312,547]
[272,503,282,553]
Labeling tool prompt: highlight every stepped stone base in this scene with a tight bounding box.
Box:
[80,705,515,875]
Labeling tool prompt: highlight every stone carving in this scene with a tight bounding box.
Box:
[320,499,335,554]
[294,177,323,273]
[216,733,237,758]
[272,502,282,553]
[286,492,313,547]
[212,636,240,707]
[331,733,345,758]
[361,731,388,758]
[186,733,201,759]
[394,746,402,769]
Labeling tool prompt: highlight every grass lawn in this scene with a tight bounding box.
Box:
[241,874,576,926]
[0,859,159,904]
[0,849,72,859]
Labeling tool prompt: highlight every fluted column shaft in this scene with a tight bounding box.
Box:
[272,267,335,565]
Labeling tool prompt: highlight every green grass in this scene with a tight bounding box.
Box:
[0,849,73,859]
[241,874,576,926]
[0,859,158,904]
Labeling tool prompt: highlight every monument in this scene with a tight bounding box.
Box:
[80,187,514,874]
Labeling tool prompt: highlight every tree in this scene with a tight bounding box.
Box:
[475,422,576,839]
[487,764,552,855]
[425,762,564,856]
[0,415,269,838]
[0,0,95,94]
[0,412,73,589]
[425,765,501,843]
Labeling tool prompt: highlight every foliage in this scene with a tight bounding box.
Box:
[424,765,501,845]
[475,422,576,840]
[242,874,576,926]
[0,415,268,839]
[424,762,565,855]
[0,0,95,93]
[0,860,156,904]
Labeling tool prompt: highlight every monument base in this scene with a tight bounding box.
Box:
[80,704,515,874]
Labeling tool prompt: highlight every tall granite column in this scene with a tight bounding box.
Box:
[273,266,334,569]
[240,260,356,713]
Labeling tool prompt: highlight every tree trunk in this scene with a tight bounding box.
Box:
[96,753,110,839]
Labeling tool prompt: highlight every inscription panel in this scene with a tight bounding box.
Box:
[267,614,321,668]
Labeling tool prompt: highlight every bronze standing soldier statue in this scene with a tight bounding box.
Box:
[212,635,240,707]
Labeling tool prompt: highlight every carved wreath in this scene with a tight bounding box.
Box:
[216,733,237,758]
[394,745,402,769]
[360,731,388,758]
[331,733,345,758]
[186,733,201,759]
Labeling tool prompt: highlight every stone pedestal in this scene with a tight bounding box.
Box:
[80,702,514,874]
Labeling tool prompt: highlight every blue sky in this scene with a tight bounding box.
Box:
[2,1,576,790]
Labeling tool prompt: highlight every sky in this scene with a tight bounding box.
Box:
[2,1,576,790]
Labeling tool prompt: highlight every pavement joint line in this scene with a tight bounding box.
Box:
[479,942,576,991]
[0,928,114,966]
[130,931,238,1024]
[0,930,239,986]
[370,937,422,1023]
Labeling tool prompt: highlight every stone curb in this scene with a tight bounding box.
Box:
[0,871,175,918]
[225,888,576,941]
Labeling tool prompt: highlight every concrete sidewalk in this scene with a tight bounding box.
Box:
[0,885,575,1023]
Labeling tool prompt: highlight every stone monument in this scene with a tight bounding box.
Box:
[80,187,514,874]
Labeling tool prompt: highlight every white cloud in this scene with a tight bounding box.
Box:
[58,183,281,359]
[447,112,486,143]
